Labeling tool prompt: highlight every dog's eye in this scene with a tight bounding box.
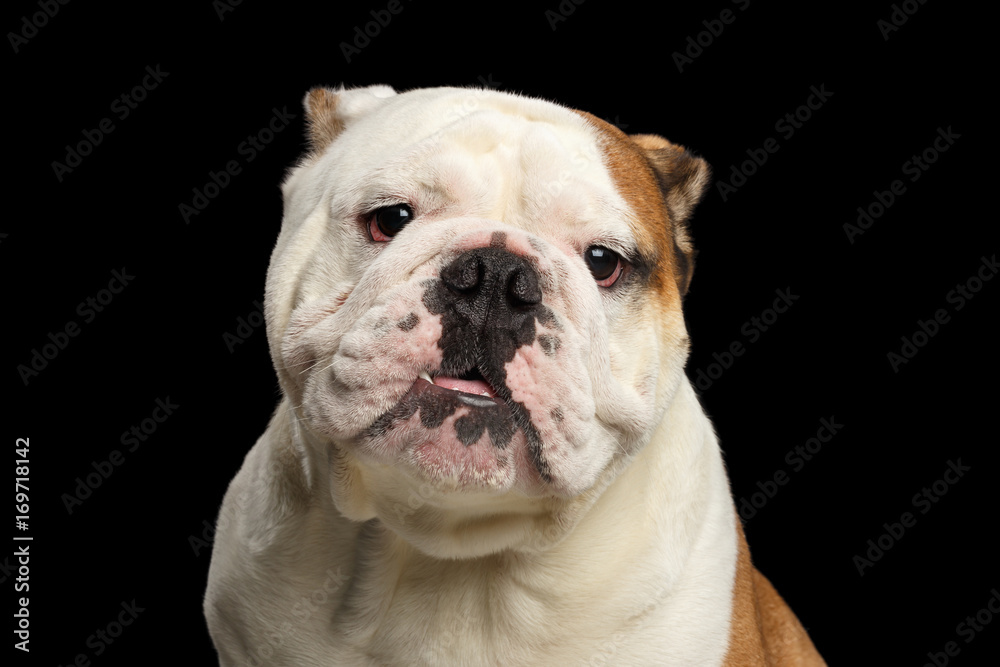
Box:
[369,204,414,242]
[584,246,623,287]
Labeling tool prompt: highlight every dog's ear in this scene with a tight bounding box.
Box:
[303,84,397,153]
[630,134,711,296]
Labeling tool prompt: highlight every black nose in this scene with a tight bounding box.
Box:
[440,247,542,309]
[426,248,547,379]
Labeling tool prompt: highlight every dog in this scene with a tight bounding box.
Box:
[204,84,825,666]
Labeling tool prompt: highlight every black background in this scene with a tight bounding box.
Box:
[6,1,995,665]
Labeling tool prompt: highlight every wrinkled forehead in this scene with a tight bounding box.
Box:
[331,87,606,174]
[314,89,637,237]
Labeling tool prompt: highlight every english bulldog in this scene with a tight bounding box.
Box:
[204,85,825,666]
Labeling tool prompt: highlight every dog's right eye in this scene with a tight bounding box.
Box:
[369,204,414,242]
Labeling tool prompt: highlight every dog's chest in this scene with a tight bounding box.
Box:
[280,542,731,666]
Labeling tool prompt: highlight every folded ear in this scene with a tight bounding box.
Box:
[630,133,711,296]
[303,84,397,153]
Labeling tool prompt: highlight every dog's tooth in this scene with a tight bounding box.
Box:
[419,371,434,384]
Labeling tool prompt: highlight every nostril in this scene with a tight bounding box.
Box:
[438,247,543,309]
[442,255,481,293]
[508,268,542,306]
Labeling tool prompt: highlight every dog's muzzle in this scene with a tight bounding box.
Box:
[425,245,551,392]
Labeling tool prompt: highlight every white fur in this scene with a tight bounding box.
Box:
[206,86,738,665]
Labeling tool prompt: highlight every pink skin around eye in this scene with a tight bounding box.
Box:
[369,217,392,242]
[595,258,623,288]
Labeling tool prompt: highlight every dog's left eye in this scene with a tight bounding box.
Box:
[584,246,624,287]
[369,204,414,242]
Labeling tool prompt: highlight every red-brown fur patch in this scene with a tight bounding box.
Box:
[574,112,709,302]
[724,515,826,666]
[304,88,346,153]
[575,111,680,306]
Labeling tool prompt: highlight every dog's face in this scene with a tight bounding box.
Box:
[266,86,709,556]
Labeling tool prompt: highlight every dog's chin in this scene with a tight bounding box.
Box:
[357,378,548,495]
[354,458,576,559]
[314,371,624,557]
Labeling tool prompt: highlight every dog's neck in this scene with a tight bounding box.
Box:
[253,379,738,663]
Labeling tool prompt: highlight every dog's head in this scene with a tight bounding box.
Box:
[265,85,709,557]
